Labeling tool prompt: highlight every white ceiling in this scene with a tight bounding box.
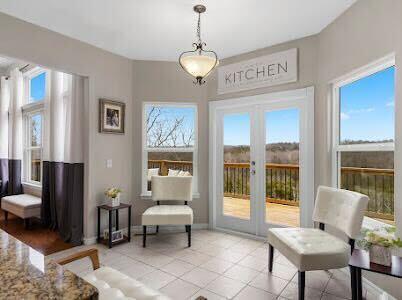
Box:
[0,0,356,61]
[0,55,17,73]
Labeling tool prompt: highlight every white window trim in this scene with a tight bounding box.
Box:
[330,53,396,225]
[23,109,44,187]
[141,102,199,198]
[21,66,49,188]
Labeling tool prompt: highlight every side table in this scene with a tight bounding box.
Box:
[97,203,131,248]
[349,249,402,300]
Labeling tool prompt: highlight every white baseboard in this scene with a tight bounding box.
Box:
[83,223,209,245]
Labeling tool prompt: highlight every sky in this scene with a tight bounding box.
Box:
[30,72,46,101]
[340,66,395,143]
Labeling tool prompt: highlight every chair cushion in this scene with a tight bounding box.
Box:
[268,228,350,271]
[1,194,41,219]
[142,205,193,225]
[84,266,171,300]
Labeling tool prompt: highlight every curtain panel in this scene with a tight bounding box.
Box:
[0,69,24,197]
[41,72,85,245]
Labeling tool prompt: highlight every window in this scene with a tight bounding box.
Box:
[22,67,48,186]
[142,103,198,196]
[333,58,395,224]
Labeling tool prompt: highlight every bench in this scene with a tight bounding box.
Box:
[1,194,41,228]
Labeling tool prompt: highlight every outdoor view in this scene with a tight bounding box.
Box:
[146,106,195,191]
[338,66,395,224]
[145,66,395,225]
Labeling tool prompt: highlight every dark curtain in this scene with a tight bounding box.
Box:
[0,159,22,197]
[41,161,84,245]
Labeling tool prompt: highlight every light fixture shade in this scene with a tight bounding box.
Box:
[179,54,218,78]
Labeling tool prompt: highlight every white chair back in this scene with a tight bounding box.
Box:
[151,176,193,202]
[312,186,369,239]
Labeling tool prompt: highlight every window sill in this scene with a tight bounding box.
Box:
[22,182,42,191]
[140,192,200,200]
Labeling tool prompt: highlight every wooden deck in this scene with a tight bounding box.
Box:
[223,197,300,227]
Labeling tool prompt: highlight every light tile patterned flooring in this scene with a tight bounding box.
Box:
[47,230,376,300]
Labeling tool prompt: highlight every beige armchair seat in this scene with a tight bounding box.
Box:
[57,249,171,300]
[142,175,193,248]
[267,186,369,300]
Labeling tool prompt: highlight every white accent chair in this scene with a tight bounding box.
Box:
[267,186,369,300]
[142,175,193,248]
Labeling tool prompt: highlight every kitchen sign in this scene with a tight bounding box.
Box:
[218,48,298,94]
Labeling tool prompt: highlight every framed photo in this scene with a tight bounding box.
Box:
[103,229,124,242]
[99,99,125,134]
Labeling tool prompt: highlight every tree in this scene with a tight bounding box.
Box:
[146,107,194,148]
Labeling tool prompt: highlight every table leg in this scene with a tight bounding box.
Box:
[356,268,363,300]
[128,206,131,242]
[115,210,119,230]
[349,266,357,300]
[108,211,113,249]
[97,207,101,243]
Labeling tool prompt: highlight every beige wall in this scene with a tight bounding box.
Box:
[131,61,209,224]
[0,12,134,241]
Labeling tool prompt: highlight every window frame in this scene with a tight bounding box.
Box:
[141,102,199,198]
[331,54,396,224]
[22,67,49,188]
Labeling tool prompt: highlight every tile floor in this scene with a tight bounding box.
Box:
[47,230,376,300]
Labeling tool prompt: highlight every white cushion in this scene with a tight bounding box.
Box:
[1,194,41,219]
[151,176,192,202]
[167,169,180,176]
[267,228,350,271]
[84,266,171,300]
[313,186,369,239]
[142,205,193,226]
[147,168,160,181]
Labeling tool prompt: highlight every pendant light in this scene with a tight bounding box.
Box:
[179,4,219,85]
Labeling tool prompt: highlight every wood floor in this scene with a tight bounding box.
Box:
[223,197,300,227]
[0,209,74,255]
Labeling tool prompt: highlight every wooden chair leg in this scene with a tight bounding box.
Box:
[24,218,30,230]
[143,226,147,248]
[156,225,159,234]
[298,271,305,300]
[4,211,8,224]
[268,244,274,272]
[186,225,191,247]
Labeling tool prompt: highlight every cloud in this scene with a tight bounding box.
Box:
[341,112,350,120]
[386,101,394,107]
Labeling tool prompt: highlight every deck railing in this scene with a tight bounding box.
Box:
[148,160,394,221]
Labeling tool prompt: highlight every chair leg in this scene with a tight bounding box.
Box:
[186,225,191,247]
[268,244,274,272]
[298,271,305,300]
[4,211,8,224]
[350,266,357,300]
[156,225,159,234]
[143,226,147,248]
[24,218,30,230]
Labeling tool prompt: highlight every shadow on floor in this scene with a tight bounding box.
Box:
[0,209,74,255]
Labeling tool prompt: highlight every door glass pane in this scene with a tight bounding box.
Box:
[340,151,394,225]
[223,113,250,219]
[265,109,300,226]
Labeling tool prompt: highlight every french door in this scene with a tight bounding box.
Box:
[209,88,315,236]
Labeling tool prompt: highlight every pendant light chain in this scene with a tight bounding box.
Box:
[197,12,202,45]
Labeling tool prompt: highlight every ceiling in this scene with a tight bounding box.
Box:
[0,56,17,73]
[0,0,356,61]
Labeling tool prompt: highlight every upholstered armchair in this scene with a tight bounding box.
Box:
[267,186,369,300]
[142,175,193,248]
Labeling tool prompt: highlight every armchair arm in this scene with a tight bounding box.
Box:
[56,248,100,270]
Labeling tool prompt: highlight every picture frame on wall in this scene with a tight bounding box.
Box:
[99,99,125,134]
